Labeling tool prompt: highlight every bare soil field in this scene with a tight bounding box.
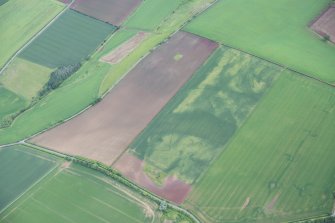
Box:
[101,32,149,64]
[71,0,142,26]
[114,153,191,204]
[311,5,335,43]
[31,31,217,166]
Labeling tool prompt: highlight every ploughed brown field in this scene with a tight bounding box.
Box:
[114,153,191,204]
[311,4,335,43]
[71,0,141,26]
[31,31,218,166]
[101,32,149,64]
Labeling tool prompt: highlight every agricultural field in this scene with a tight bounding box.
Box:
[0,58,52,101]
[19,9,116,68]
[0,0,64,68]
[71,0,141,26]
[0,155,155,223]
[31,31,217,166]
[0,29,140,144]
[123,0,182,30]
[185,72,335,223]
[185,0,335,83]
[311,4,335,43]
[116,46,283,203]
[0,86,27,123]
[0,145,59,212]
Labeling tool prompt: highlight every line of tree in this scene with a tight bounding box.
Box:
[38,63,81,98]
[65,155,197,223]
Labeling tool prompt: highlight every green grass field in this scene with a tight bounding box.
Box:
[0,145,58,212]
[185,0,335,83]
[0,163,154,223]
[0,86,27,121]
[124,0,182,30]
[19,9,116,68]
[186,72,335,223]
[0,0,63,68]
[0,58,52,101]
[130,46,282,184]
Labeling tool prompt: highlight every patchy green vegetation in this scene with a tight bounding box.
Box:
[0,145,58,212]
[124,0,183,30]
[0,163,154,223]
[130,47,282,184]
[0,58,52,101]
[19,9,116,68]
[186,72,335,223]
[0,0,63,68]
[0,86,27,126]
[185,0,335,83]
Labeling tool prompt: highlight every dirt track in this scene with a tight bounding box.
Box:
[311,5,335,43]
[31,31,218,165]
[71,0,141,26]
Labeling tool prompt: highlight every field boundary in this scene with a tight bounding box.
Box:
[0,0,74,75]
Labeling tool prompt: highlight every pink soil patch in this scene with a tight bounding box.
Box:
[30,31,218,166]
[114,153,192,204]
[71,0,142,26]
[310,5,335,43]
[101,32,149,64]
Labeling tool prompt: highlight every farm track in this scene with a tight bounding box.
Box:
[0,0,75,75]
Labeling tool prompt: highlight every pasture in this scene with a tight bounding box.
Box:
[19,9,116,68]
[0,0,63,68]
[31,31,217,166]
[185,0,335,83]
[186,72,335,222]
[124,0,182,30]
[0,86,26,123]
[127,46,282,188]
[0,58,52,101]
[0,163,154,223]
[0,145,58,212]
[71,0,141,26]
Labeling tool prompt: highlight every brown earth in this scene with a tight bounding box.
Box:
[71,0,141,26]
[310,5,335,43]
[114,153,192,204]
[101,32,149,64]
[31,31,218,166]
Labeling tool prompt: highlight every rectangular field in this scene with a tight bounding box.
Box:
[311,5,335,43]
[186,72,335,223]
[115,46,282,203]
[0,0,63,68]
[0,58,52,101]
[31,31,217,165]
[0,145,59,212]
[0,163,154,223]
[185,0,335,83]
[19,9,116,68]
[71,0,141,26]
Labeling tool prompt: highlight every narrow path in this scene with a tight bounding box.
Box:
[0,0,75,75]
